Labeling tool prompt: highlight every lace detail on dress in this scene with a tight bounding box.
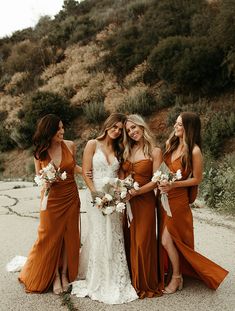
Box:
[71,144,138,304]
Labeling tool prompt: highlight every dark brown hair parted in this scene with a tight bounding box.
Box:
[164,112,202,171]
[97,113,127,163]
[33,114,61,160]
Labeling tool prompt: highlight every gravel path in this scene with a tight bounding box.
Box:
[0,181,234,311]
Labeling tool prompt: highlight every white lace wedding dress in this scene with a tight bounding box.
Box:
[71,144,138,304]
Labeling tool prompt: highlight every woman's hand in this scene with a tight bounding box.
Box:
[85,170,93,179]
[158,181,174,194]
[128,188,139,198]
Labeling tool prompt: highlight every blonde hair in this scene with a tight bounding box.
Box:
[123,114,155,161]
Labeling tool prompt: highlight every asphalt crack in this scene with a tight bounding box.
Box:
[0,194,39,219]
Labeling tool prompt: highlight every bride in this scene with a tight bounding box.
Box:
[71,113,138,304]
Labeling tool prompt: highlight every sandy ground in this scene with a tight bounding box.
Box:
[0,181,234,311]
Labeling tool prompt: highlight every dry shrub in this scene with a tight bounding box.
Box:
[41,62,69,82]
[123,61,149,87]
[39,74,65,95]
[96,23,118,42]
[0,95,23,122]
[104,88,126,112]
[64,63,90,89]
[4,72,30,94]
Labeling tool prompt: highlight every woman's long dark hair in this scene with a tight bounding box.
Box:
[164,112,202,171]
[33,114,61,160]
[97,113,126,162]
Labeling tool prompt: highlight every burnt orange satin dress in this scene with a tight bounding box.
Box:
[19,141,80,293]
[122,160,162,298]
[160,155,228,289]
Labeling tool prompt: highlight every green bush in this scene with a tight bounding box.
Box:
[202,153,235,215]
[0,125,16,151]
[117,89,157,116]
[148,36,226,93]
[12,91,75,148]
[204,111,235,158]
[82,101,108,124]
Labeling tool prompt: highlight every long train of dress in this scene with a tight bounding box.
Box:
[71,143,138,304]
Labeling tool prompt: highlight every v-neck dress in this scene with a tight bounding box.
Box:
[19,141,80,293]
[71,141,138,304]
[159,154,228,289]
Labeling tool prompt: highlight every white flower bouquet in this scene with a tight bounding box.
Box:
[34,161,67,210]
[151,162,182,217]
[93,175,139,216]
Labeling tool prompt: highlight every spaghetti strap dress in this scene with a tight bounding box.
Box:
[122,159,163,298]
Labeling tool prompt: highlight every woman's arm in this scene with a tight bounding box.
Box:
[64,140,82,174]
[82,140,97,193]
[34,158,42,175]
[159,146,203,193]
[129,147,163,197]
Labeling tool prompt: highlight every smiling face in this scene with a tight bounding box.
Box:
[106,121,123,140]
[125,120,143,142]
[52,121,64,143]
[174,115,184,138]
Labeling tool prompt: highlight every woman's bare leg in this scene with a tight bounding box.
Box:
[162,226,182,292]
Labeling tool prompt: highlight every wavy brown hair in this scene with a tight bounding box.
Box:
[33,114,61,160]
[97,113,126,163]
[164,112,202,171]
[123,114,156,161]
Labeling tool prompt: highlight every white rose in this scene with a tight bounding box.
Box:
[176,169,182,180]
[61,171,67,180]
[34,175,43,186]
[46,171,56,181]
[103,206,115,215]
[95,197,102,205]
[133,182,139,190]
[116,202,126,213]
[120,190,127,199]
[104,193,113,201]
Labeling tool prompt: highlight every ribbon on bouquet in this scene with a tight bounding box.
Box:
[106,215,113,260]
[126,201,133,228]
[41,189,49,211]
[161,193,172,217]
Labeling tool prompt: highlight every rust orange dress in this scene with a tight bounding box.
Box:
[19,141,80,293]
[122,159,162,298]
[160,155,228,289]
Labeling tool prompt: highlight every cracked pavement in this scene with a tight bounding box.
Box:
[0,181,234,311]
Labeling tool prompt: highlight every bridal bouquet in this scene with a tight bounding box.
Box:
[151,162,182,217]
[34,162,67,210]
[93,176,139,216]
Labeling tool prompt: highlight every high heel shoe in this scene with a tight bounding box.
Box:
[53,274,63,295]
[162,275,183,294]
[61,272,69,292]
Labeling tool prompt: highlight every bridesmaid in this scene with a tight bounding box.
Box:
[19,114,82,294]
[122,114,163,298]
[158,112,228,293]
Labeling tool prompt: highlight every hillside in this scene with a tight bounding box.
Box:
[0,0,234,213]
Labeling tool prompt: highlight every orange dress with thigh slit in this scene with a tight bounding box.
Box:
[160,155,228,289]
[19,141,80,293]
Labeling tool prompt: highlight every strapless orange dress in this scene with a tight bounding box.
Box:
[160,155,228,289]
[122,159,162,298]
[19,141,80,293]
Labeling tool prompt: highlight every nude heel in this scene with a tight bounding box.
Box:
[162,275,183,294]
